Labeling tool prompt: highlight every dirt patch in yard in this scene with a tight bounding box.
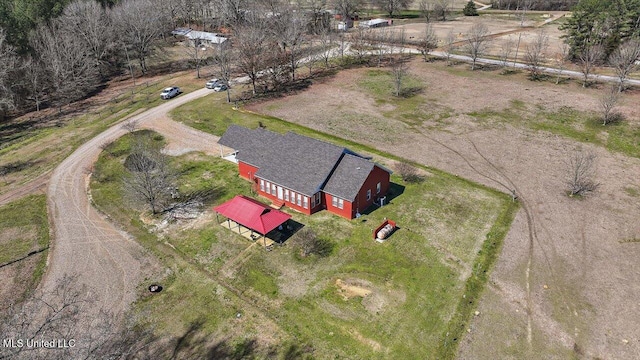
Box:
[336,278,372,300]
[248,60,640,359]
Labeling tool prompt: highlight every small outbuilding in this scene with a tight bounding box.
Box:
[358,18,391,28]
[214,195,291,247]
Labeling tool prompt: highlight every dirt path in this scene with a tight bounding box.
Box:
[248,65,640,359]
[42,88,215,324]
[0,171,49,207]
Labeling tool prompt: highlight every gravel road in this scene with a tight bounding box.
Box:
[42,88,217,322]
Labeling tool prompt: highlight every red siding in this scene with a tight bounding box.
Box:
[238,161,259,180]
[352,165,390,217]
[323,193,353,219]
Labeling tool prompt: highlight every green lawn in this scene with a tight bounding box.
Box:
[0,195,49,301]
[93,102,516,358]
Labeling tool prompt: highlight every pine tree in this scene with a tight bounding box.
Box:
[463,1,478,16]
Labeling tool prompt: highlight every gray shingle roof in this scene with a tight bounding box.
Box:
[218,125,390,198]
[323,154,375,201]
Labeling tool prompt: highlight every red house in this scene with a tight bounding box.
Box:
[218,125,392,219]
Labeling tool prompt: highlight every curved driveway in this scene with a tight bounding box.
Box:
[43,88,219,318]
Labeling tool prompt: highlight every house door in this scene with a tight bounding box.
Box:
[277,186,283,200]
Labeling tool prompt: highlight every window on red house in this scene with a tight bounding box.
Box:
[260,179,265,192]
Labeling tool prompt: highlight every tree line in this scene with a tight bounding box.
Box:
[0,0,423,120]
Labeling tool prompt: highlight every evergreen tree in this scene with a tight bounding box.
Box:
[463,1,478,16]
[561,0,640,59]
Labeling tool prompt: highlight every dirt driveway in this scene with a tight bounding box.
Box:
[42,88,220,326]
[248,63,640,359]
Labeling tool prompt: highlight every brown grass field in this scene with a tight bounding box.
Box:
[248,58,640,359]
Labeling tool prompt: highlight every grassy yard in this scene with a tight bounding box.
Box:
[469,102,640,158]
[88,102,518,358]
[0,195,49,303]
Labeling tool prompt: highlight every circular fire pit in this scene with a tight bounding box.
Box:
[148,284,163,293]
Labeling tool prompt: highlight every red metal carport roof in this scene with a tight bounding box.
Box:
[213,195,291,235]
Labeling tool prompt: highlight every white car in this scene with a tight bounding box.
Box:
[213,83,228,92]
[160,87,181,100]
[205,79,220,89]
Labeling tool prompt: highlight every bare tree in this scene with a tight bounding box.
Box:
[418,22,438,61]
[577,43,603,87]
[123,134,177,214]
[300,0,329,34]
[499,36,515,68]
[553,42,569,84]
[371,28,390,67]
[434,0,451,21]
[350,27,369,63]
[0,29,17,118]
[217,0,248,25]
[418,0,433,22]
[186,38,207,78]
[517,0,533,27]
[234,15,269,95]
[113,0,166,75]
[609,38,640,92]
[334,0,363,21]
[0,275,157,360]
[276,9,307,81]
[59,0,117,77]
[600,84,621,126]
[22,56,49,112]
[30,21,99,111]
[391,59,408,97]
[443,28,456,65]
[374,0,411,17]
[566,150,599,196]
[212,46,233,102]
[121,118,139,133]
[464,22,490,70]
[524,28,549,80]
[318,28,335,68]
[337,31,348,62]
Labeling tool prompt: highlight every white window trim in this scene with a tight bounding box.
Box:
[376,182,381,194]
[284,189,289,202]
[366,189,371,201]
[260,179,265,192]
[303,196,308,209]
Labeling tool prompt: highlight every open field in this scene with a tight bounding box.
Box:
[90,119,514,358]
[247,58,640,359]
[0,195,49,309]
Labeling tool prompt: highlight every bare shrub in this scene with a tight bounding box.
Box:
[121,118,139,133]
[395,161,423,183]
[578,43,603,87]
[293,228,333,257]
[566,151,599,196]
[524,29,549,80]
[600,85,621,125]
[392,57,409,97]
